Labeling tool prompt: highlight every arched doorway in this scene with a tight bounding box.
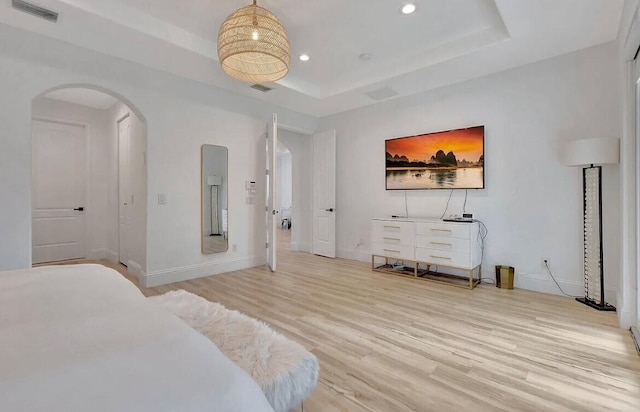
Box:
[31,85,147,278]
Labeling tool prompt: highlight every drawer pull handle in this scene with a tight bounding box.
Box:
[431,228,452,232]
[431,255,452,260]
[383,249,400,253]
[384,225,401,229]
[430,242,452,246]
[383,237,401,241]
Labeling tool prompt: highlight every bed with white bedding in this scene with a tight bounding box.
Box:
[0,264,274,412]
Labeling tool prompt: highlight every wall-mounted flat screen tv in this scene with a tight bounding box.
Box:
[386,125,484,190]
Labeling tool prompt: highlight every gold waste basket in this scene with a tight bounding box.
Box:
[495,265,514,289]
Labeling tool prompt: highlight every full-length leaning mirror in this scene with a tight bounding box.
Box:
[201,144,228,254]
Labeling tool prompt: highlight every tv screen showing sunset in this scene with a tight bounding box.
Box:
[385,126,484,190]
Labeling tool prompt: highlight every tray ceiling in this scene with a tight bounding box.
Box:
[0,0,625,116]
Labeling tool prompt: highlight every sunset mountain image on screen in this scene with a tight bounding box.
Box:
[385,126,484,190]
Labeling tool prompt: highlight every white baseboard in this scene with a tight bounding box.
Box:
[342,249,618,302]
[337,248,371,262]
[86,249,119,263]
[141,255,267,288]
[105,249,118,263]
[487,270,618,303]
[86,249,104,259]
[511,271,583,296]
[618,309,637,329]
[291,241,311,253]
[127,260,144,279]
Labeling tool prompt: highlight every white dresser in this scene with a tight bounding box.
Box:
[371,217,482,289]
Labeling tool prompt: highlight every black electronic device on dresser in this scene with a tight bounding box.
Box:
[443,213,474,223]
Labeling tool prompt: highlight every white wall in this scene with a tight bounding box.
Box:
[0,24,317,285]
[31,97,116,261]
[279,130,313,252]
[319,42,622,299]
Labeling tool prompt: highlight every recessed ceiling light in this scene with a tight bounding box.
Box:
[299,54,310,61]
[401,3,416,14]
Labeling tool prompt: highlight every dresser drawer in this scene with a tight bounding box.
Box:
[416,235,470,253]
[415,248,471,269]
[372,220,415,246]
[372,242,415,260]
[416,222,471,239]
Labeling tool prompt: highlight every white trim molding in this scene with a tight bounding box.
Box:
[86,248,118,262]
[127,260,144,279]
[337,247,372,263]
[291,241,311,253]
[141,255,267,288]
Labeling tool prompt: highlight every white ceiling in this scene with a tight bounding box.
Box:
[44,88,118,110]
[0,0,625,117]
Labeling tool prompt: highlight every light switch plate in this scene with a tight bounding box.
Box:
[158,194,167,205]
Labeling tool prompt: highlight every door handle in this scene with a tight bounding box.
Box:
[325,208,334,212]
[272,210,278,215]
[73,207,84,211]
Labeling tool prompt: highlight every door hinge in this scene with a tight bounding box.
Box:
[265,242,269,248]
[266,169,270,175]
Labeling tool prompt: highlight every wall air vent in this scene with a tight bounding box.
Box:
[364,87,398,101]
[12,0,58,23]
[250,84,273,93]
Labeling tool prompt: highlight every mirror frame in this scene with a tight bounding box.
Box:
[201,144,229,254]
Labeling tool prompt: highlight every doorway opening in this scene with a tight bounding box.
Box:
[276,140,293,252]
[31,86,147,278]
[276,129,315,259]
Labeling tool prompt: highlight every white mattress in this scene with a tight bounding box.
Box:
[0,264,274,412]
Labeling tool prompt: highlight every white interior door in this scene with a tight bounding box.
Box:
[266,114,278,271]
[312,129,336,258]
[118,115,131,266]
[635,63,640,332]
[32,120,87,264]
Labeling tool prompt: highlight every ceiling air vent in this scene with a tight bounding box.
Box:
[364,87,398,101]
[12,0,58,23]
[250,84,273,93]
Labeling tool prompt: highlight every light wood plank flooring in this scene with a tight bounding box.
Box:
[58,233,640,411]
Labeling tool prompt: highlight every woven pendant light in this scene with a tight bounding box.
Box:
[217,0,290,83]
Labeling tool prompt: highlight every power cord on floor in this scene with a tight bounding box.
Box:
[544,260,580,297]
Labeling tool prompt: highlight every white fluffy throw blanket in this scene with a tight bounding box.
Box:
[149,290,318,412]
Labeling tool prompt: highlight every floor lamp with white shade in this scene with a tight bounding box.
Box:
[566,137,619,311]
[207,175,222,236]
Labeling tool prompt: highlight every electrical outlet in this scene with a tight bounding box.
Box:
[541,257,548,268]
